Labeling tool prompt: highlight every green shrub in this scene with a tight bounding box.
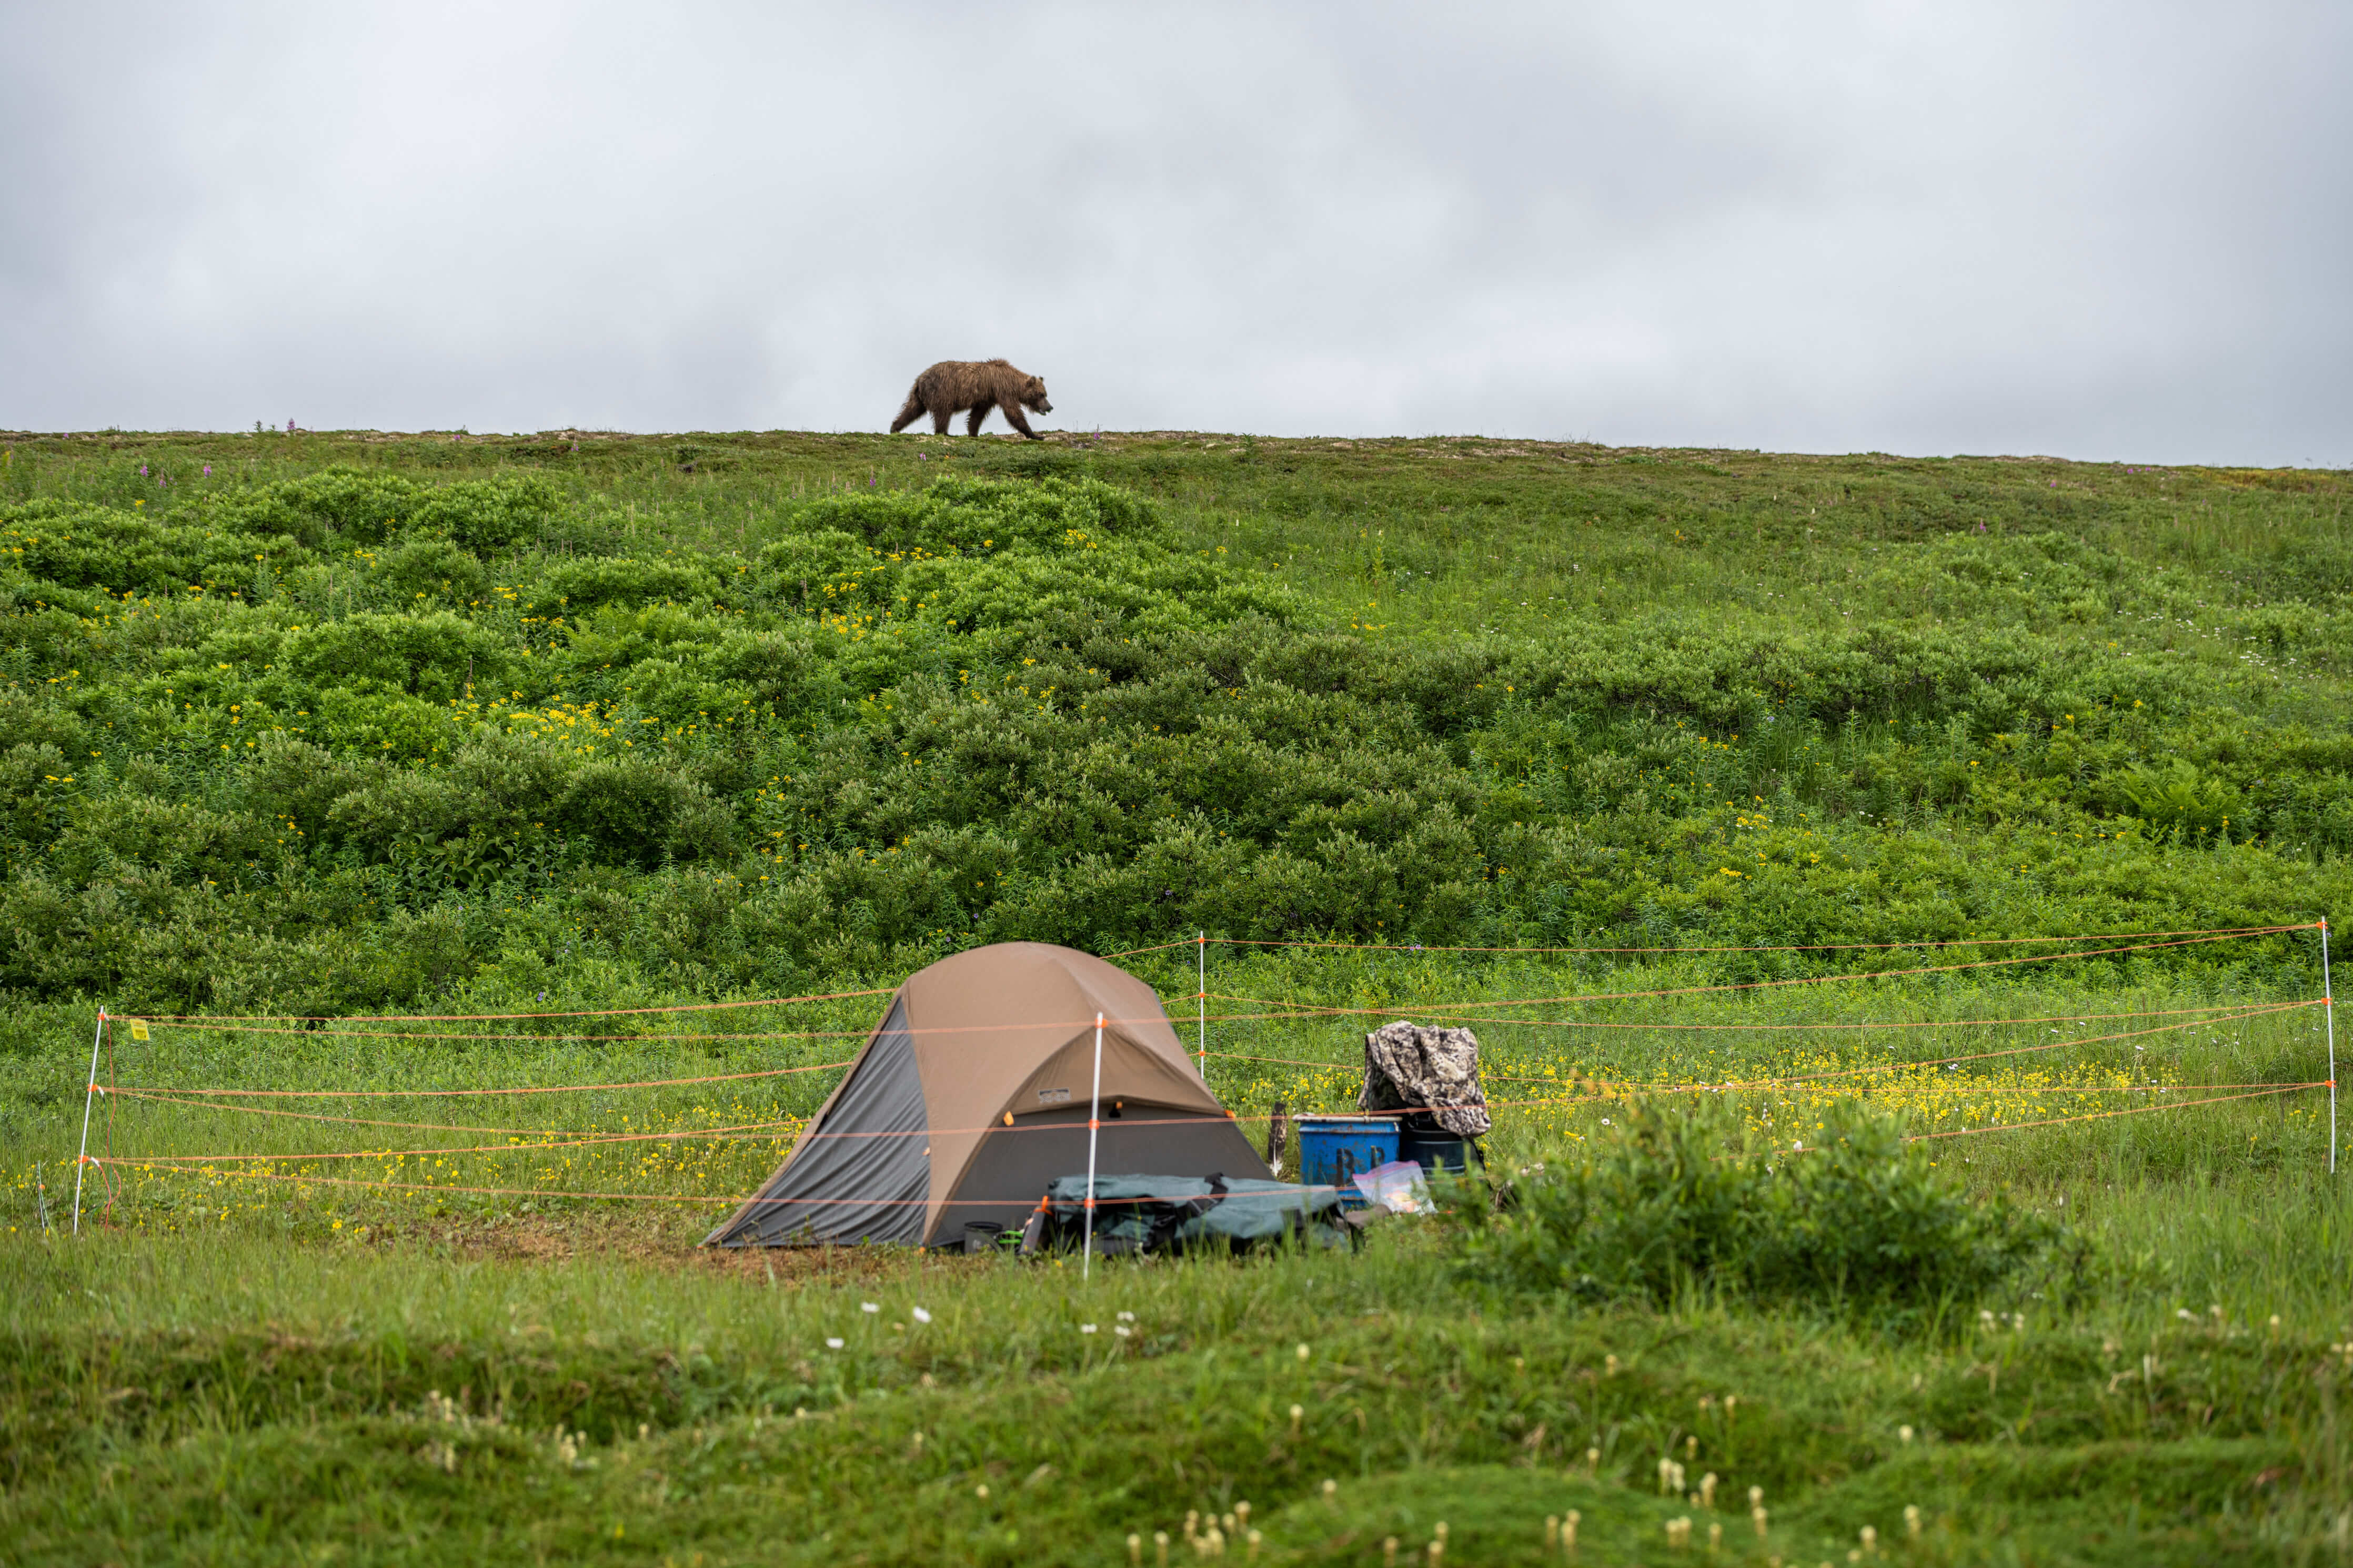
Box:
[0,742,72,846]
[1450,1102,2061,1326]
[198,467,558,552]
[4,500,303,596]
[554,757,692,868]
[305,688,467,758]
[280,611,510,703]
[609,657,758,727]
[753,529,881,606]
[787,474,1165,554]
[556,603,730,673]
[528,554,717,613]
[405,474,559,551]
[379,538,488,603]
[2113,758,2239,838]
[209,467,416,547]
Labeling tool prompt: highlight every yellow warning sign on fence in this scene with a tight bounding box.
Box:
[127,1019,149,1041]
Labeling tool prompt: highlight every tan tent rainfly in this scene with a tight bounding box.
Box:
[704,942,1271,1249]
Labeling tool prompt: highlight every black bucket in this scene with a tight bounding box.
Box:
[961,1221,1006,1255]
[1399,1125,1483,1176]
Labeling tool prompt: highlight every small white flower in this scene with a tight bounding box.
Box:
[1080,1323,1098,1334]
[861,1301,880,1314]
[911,1306,932,1324]
[1114,1325,1132,1337]
[1117,1311,1135,1322]
[826,1337,844,1350]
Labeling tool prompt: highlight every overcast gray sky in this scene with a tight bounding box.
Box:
[4,3,2347,463]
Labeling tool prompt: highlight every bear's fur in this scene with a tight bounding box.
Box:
[890,359,1053,439]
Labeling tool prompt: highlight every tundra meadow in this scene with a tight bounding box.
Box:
[2,427,2349,1564]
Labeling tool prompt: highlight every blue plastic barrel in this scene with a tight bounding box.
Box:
[1296,1116,1400,1208]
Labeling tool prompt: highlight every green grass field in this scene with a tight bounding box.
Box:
[2,428,2349,1563]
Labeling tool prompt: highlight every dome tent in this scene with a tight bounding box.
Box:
[703,942,1272,1249]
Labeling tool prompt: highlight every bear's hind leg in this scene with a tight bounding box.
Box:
[932,406,954,435]
[1000,400,1039,440]
[966,403,992,436]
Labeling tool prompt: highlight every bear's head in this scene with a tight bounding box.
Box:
[1021,376,1051,414]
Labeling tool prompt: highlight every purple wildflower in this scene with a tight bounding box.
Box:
[202,464,213,477]
[139,464,148,477]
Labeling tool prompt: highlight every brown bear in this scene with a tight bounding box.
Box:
[890,359,1053,439]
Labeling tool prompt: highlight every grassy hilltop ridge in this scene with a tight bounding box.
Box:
[2,428,2350,1565]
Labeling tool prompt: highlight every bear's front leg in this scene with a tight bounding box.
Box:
[1000,400,1040,439]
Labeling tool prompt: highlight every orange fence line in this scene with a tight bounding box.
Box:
[1201,1003,2305,1081]
[1210,923,2310,957]
[89,1161,1346,1209]
[144,1013,1233,1044]
[1209,929,2284,1019]
[113,923,2309,1032]
[1693,1002,2318,1091]
[81,919,2328,1212]
[106,1003,2312,1134]
[121,996,2266,1047]
[96,1081,2327,1205]
[122,1073,2334,1164]
[113,1067,2330,1162]
[1901,1084,2322,1144]
[109,1057,859,1101]
[130,993,2284,1047]
[138,986,894,1026]
[153,1021,885,1043]
[113,1088,796,1142]
[145,997,2238,1046]
[1477,1005,2310,1099]
[110,1117,800,1166]
[104,1078,2331,1208]
[88,1162,738,1205]
[1098,939,1206,959]
[1305,1000,2282,1037]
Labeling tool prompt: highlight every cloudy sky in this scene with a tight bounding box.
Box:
[4,3,2347,463]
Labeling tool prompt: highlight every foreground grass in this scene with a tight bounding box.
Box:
[5,1177,2349,1565]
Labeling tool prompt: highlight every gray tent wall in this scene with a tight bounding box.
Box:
[723,999,929,1246]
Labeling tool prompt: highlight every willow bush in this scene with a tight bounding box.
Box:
[1450,1105,2064,1325]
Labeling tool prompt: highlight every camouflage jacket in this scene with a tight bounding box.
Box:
[1358,1020,1491,1138]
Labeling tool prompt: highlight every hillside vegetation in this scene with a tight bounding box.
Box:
[2,431,2346,1012]
[3,428,2349,1566]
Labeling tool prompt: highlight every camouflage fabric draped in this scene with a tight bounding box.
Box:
[1358,1020,1491,1138]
